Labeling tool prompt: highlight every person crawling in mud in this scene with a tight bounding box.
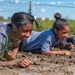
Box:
[19,13,71,56]
[0,12,39,67]
[53,13,74,50]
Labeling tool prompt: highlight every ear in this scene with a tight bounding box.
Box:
[54,29,58,34]
[12,25,17,32]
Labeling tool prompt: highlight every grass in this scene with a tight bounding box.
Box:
[33,19,75,35]
[1,19,75,35]
[33,19,54,31]
[68,20,75,35]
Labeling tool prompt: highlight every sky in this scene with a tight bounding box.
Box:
[0,0,75,20]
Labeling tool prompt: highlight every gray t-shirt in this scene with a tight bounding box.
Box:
[0,22,20,56]
[0,22,8,54]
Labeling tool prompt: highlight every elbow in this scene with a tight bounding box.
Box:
[6,56,16,61]
[42,51,50,55]
[10,56,16,60]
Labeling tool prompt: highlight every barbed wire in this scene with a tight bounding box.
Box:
[0,9,29,12]
[0,3,27,6]
[0,2,75,12]
[1,1,75,5]
[36,4,75,8]
[0,2,75,8]
[0,9,23,12]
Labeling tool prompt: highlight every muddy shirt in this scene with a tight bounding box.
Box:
[21,28,67,53]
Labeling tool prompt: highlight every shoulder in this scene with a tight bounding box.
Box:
[43,28,55,39]
[31,31,41,35]
[0,22,8,29]
[0,22,8,26]
[30,31,41,38]
[0,22,9,36]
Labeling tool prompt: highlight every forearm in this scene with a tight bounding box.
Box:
[0,59,33,67]
[12,48,18,58]
[0,61,17,66]
[42,50,67,55]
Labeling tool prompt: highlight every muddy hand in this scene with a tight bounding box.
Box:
[65,50,71,56]
[17,59,33,68]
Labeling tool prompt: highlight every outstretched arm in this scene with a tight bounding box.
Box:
[0,59,33,68]
[42,50,71,56]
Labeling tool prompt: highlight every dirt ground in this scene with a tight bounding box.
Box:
[0,46,75,75]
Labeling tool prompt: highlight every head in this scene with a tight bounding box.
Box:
[53,13,70,40]
[11,12,38,42]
